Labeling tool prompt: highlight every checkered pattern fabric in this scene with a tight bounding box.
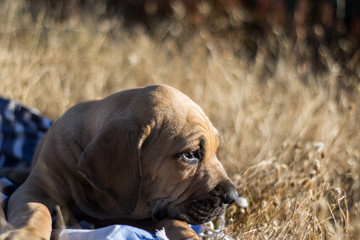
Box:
[0,98,52,168]
[0,97,52,207]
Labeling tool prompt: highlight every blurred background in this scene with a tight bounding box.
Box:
[28,0,360,64]
[19,0,360,106]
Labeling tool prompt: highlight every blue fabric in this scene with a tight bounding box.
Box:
[59,225,157,240]
[59,225,204,240]
[0,98,52,168]
[0,174,17,204]
[0,97,203,239]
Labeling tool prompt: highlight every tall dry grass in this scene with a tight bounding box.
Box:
[0,0,359,239]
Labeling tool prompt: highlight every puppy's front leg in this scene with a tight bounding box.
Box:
[0,183,53,240]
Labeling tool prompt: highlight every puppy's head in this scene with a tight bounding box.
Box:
[78,85,237,224]
[136,85,237,224]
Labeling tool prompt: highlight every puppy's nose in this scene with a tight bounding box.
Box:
[222,184,238,204]
[212,181,238,204]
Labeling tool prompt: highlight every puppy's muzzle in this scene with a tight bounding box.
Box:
[186,181,238,223]
[153,180,238,224]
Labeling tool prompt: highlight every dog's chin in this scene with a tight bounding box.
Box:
[177,204,226,225]
[152,198,227,225]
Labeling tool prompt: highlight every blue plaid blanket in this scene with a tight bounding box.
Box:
[0,98,52,168]
[0,98,52,206]
[0,97,202,239]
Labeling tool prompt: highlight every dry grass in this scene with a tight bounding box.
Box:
[1,0,360,239]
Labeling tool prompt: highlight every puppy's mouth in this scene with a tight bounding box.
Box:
[182,198,227,224]
[151,197,227,225]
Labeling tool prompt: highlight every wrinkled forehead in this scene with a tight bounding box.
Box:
[166,90,220,150]
[130,85,220,148]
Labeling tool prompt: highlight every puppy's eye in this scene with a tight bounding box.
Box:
[176,150,201,165]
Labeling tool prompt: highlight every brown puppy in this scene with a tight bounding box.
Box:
[0,85,237,240]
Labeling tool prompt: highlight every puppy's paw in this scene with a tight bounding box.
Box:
[0,230,46,240]
[157,219,200,240]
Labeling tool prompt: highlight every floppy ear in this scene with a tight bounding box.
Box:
[77,118,150,215]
